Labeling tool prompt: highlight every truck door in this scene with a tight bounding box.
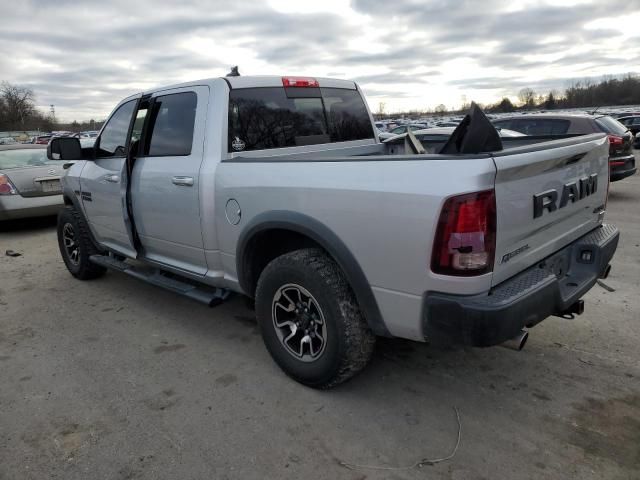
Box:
[129,86,209,275]
[80,97,140,258]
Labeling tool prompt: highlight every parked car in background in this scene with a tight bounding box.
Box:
[378,123,429,140]
[32,135,52,145]
[382,126,526,154]
[0,144,66,220]
[617,116,640,137]
[385,126,525,140]
[0,137,17,145]
[79,131,99,138]
[434,121,460,127]
[493,113,636,181]
[610,111,640,119]
[79,137,96,148]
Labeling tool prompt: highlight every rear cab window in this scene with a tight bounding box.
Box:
[227,86,374,152]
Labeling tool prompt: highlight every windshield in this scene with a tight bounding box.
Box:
[596,116,628,135]
[0,149,59,169]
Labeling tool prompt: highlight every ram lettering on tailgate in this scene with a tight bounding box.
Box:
[533,173,597,218]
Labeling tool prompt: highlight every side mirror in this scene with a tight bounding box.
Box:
[47,137,82,160]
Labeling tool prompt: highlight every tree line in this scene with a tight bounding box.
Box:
[487,73,640,113]
[0,81,103,132]
[3,73,639,130]
[374,73,640,117]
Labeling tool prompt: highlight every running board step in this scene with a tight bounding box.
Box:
[89,254,231,307]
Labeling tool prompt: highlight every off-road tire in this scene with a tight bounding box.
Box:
[57,206,106,280]
[255,248,375,388]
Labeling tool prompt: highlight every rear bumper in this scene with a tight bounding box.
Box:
[0,194,64,221]
[610,155,636,182]
[423,224,619,347]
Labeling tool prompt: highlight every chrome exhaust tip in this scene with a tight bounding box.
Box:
[500,330,529,351]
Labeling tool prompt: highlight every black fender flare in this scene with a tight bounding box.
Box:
[61,190,102,250]
[237,211,391,337]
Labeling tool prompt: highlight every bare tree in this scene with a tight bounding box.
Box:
[435,104,447,114]
[517,88,535,109]
[0,82,36,129]
[544,90,559,109]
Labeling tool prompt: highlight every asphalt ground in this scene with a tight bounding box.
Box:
[1,152,639,480]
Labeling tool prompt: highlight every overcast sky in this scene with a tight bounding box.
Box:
[1,0,638,121]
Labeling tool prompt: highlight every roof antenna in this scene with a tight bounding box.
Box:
[226,66,240,77]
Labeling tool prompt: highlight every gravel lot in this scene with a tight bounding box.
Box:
[1,154,639,480]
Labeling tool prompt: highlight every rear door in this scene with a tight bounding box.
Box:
[81,97,139,258]
[491,134,609,286]
[130,86,208,275]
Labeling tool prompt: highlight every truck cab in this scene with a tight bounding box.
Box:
[62,77,379,282]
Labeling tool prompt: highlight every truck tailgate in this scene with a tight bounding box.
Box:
[491,133,609,286]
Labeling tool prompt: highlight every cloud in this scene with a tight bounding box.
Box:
[1,0,638,120]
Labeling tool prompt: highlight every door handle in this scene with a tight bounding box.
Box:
[104,174,120,183]
[172,176,194,187]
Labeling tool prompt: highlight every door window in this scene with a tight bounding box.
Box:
[144,92,197,156]
[131,107,148,143]
[97,100,137,158]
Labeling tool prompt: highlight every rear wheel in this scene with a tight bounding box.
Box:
[255,248,375,388]
[57,206,106,280]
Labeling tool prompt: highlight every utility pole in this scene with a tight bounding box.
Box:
[49,105,57,130]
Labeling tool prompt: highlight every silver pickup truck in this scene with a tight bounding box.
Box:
[48,75,619,388]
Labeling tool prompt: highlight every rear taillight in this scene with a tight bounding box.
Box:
[0,174,17,195]
[608,134,623,149]
[605,161,611,210]
[281,76,320,88]
[431,190,496,276]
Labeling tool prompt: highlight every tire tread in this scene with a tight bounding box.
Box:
[256,248,375,388]
[58,206,106,280]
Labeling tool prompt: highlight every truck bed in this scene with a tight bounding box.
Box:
[218,132,609,340]
[383,132,585,155]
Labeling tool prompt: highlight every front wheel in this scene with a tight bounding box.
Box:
[255,248,375,388]
[57,206,106,280]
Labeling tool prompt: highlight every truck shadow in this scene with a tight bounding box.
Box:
[608,189,638,201]
[1,215,57,232]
